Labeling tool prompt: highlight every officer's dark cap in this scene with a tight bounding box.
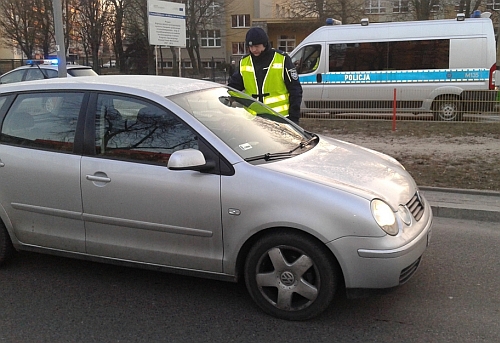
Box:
[245,27,269,47]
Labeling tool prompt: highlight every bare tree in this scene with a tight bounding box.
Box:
[75,0,111,72]
[0,0,41,58]
[35,0,55,59]
[455,0,483,16]
[273,0,361,25]
[327,0,364,24]
[124,0,155,74]
[107,0,131,72]
[63,0,82,63]
[411,0,441,20]
[184,0,225,76]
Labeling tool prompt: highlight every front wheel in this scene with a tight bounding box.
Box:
[432,95,463,121]
[244,231,339,321]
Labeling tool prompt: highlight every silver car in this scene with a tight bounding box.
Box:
[0,75,432,320]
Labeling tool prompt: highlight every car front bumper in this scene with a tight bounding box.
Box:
[327,205,433,290]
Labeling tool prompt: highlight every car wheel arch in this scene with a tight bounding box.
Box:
[233,227,343,283]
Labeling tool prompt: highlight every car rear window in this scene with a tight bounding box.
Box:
[67,68,98,77]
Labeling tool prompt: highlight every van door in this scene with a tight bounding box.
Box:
[291,44,323,113]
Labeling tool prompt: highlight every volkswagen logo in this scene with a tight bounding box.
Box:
[280,271,295,286]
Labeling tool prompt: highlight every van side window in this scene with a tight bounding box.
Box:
[291,44,321,74]
[0,93,83,152]
[95,94,198,165]
[329,39,450,72]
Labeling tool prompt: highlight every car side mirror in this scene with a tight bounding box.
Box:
[167,149,215,171]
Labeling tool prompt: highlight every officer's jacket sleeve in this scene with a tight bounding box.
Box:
[283,53,303,122]
[228,65,245,91]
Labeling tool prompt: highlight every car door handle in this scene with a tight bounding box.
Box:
[86,174,111,183]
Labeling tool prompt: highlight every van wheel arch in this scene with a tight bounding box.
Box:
[431,94,463,121]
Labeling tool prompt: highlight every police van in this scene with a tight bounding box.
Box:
[290,14,497,121]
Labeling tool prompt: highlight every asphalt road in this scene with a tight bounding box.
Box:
[1,217,499,343]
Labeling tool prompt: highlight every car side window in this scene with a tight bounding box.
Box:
[95,94,198,165]
[0,70,25,84]
[0,92,84,152]
[25,68,58,81]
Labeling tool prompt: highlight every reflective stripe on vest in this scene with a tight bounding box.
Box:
[240,53,290,116]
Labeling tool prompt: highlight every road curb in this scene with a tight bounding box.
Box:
[420,186,500,222]
[430,206,500,222]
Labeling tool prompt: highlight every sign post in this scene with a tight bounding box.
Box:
[147,0,186,76]
[52,0,67,77]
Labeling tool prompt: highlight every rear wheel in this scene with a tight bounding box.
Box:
[432,95,462,121]
[0,222,14,266]
[244,231,339,321]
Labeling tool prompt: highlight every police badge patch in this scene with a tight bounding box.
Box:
[289,68,299,80]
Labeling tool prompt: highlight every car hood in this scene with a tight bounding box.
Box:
[262,135,417,208]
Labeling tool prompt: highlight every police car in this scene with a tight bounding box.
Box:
[0,59,97,85]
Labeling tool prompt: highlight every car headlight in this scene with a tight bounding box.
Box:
[398,205,412,226]
[371,199,399,236]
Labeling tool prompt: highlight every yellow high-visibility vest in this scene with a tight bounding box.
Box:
[240,53,290,116]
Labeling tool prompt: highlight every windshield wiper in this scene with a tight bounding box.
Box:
[288,134,319,154]
[244,135,319,163]
[244,151,299,162]
[35,64,50,79]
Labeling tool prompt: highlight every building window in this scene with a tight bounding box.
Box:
[207,1,219,16]
[232,42,246,55]
[487,0,500,10]
[201,61,222,69]
[157,61,173,68]
[365,0,386,14]
[200,30,221,47]
[232,14,250,28]
[277,35,295,53]
[430,4,440,12]
[393,0,409,13]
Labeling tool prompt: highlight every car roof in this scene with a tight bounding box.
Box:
[0,75,221,97]
[11,64,91,69]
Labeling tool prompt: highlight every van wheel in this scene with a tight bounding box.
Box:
[244,231,339,321]
[0,222,15,266]
[432,95,462,121]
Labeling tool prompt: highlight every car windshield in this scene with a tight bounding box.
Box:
[169,87,316,162]
[67,68,98,77]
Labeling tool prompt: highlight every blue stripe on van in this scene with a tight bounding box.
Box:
[299,69,489,84]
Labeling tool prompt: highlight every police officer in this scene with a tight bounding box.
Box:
[228,27,303,124]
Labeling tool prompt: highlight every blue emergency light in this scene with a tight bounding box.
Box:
[25,59,58,66]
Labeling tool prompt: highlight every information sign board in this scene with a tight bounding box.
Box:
[148,0,186,47]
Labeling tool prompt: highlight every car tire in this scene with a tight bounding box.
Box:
[432,95,463,121]
[244,230,339,321]
[0,222,14,266]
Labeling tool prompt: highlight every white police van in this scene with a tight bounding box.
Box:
[290,13,497,121]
